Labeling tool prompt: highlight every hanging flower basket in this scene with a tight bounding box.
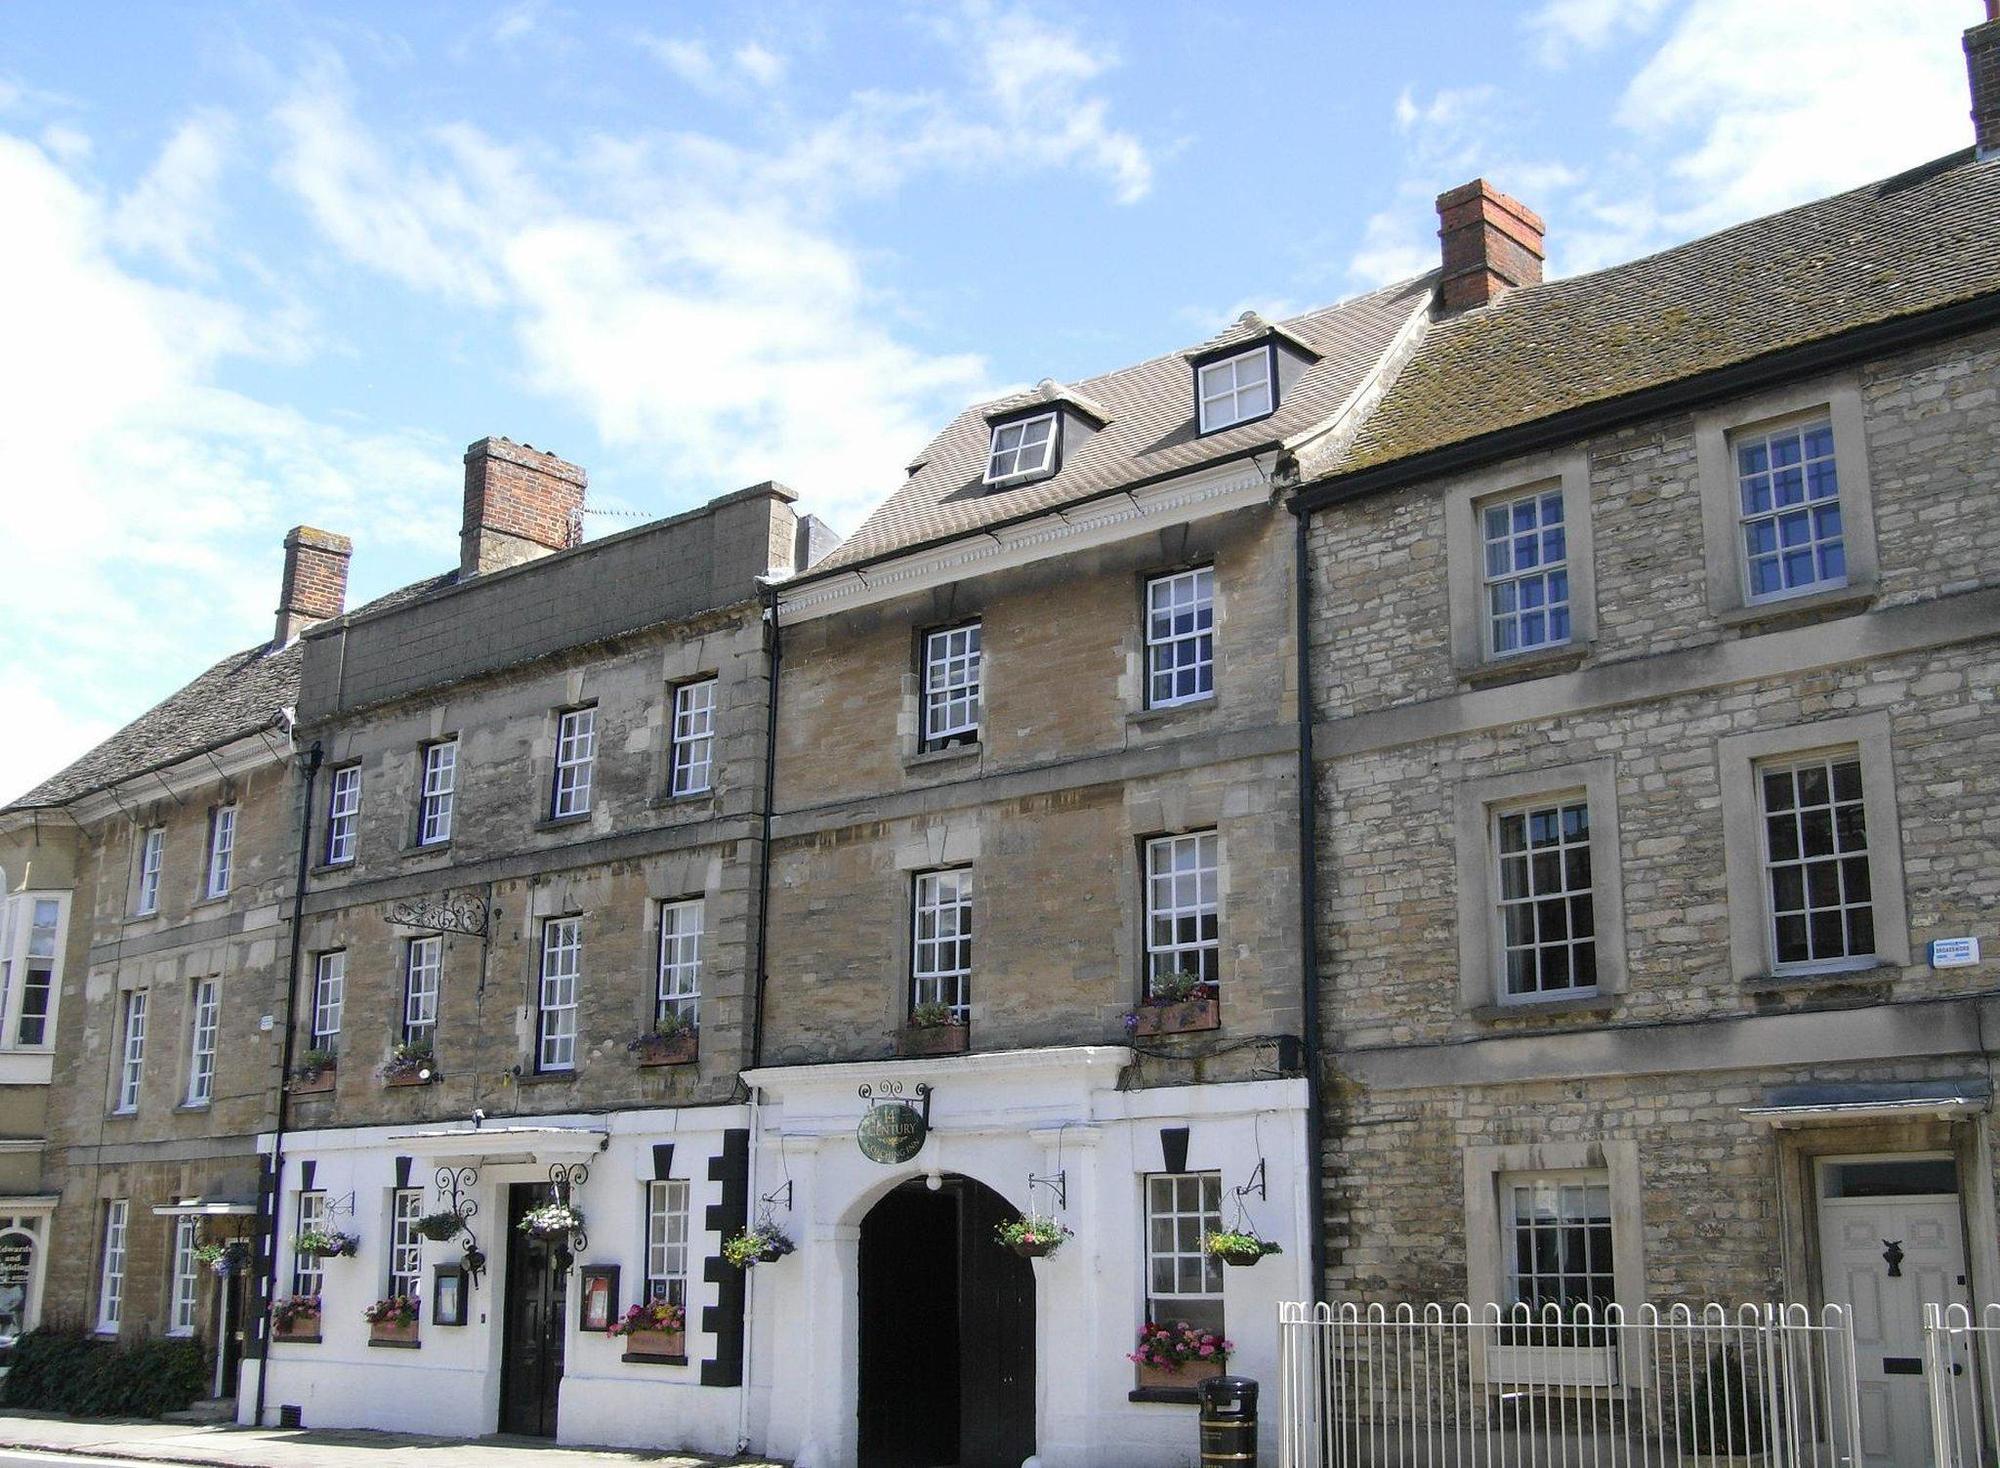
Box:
[518,1203,584,1241]
[294,1227,358,1259]
[1205,1230,1283,1267]
[195,1240,251,1277]
[723,1224,794,1268]
[994,1214,1072,1259]
[1123,973,1220,1038]
[1129,1320,1233,1388]
[415,1210,466,1242]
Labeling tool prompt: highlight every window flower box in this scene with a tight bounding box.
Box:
[369,1319,419,1347]
[271,1295,321,1343]
[630,1027,698,1068]
[1126,993,1219,1038]
[622,1328,685,1361]
[380,1041,435,1087]
[292,1052,336,1095]
[897,1022,968,1057]
[1129,1320,1233,1389]
[1137,1357,1225,1391]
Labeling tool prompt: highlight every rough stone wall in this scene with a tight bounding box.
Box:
[1307,323,2000,1306]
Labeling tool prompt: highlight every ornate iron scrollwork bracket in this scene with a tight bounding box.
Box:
[435,1165,484,1286]
[546,1161,590,1270]
[857,1080,933,1127]
[386,893,490,937]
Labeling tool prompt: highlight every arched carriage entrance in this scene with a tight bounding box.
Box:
[856,1174,1035,1468]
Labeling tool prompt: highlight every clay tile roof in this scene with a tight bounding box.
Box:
[811,274,1433,572]
[1324,150,2000,477]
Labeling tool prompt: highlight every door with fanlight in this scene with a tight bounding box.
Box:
[1817,1154,1970,1468]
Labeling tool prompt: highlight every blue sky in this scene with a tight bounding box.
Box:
[0,0,1975,798]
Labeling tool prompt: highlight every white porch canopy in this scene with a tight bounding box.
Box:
[387,1123,608,1167]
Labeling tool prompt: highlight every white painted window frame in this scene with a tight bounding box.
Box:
[0,891,66,1051]
[537,917,581,1073]
[324,765,361,865]
[1479,486,1572,658]
[388,1188,423,1300]
[96,1199,128,1332]
[292,1191,326,1299]
[1492,797,1597,1003]
[168,1215,200,1337]
[204,805,236,899]
[311,950,345,1048]
[671,679,717,796]
[984,412,1058,483]
[911,869,973,1019]
[645,1178,691,1306]
[1442,451,1596,677]
[1144,567,1216,708]
[1755,749,1876,975]
[1733,413,1846,604]
[136,828,165,915]
[921,623,982,749]
[402,937,440,1045]
[1144,1172,1224,1336]
[656,899,702,1029]
[1196,346,1274,433]
[1143,831,1220,992]
[186,976,219,1106]
[551,706,597,819]
[114,990,147,1114]
[418,740,457,846]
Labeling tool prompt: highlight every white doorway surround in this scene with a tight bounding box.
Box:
[1817,1153,1971,1468]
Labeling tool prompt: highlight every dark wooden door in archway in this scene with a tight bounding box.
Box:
[858,1175,1035,1468]
[498,1184,566,1437]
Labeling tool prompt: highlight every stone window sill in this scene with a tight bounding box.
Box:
[273,1335,322,1345]
[1717,583,1877,630]
[402,842,452,862]
[621,1350,689,1365]
[1467,993,1620,1022]
[1127,697,1218,729]
[905,741,982,771]
[1458,644,1590,689]
[309,860,356,878]
[174,1103,212,1115]
[518,1069,579,1086]
[1128,1387,1200,1405]
[649,791,720,815]
[1743,962,1895,993]
[191,894,231,911]
[367,1338,420,1350]
[533,812,594,833]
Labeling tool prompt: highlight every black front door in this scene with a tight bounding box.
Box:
[858,1176,1035,1468]
[498,1184,566,1437]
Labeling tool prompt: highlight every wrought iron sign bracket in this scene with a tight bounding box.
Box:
[1027,1169,1068,1212]
[1235,1158,1268,1205]
[435,1165,484,1287]
[386,893,490,938]
[548,1160,590,1261]
[759,1180,794,1214]
[857,1080,933,1127]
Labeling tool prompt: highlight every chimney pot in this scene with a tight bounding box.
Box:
[275,526,353,646]
[1435,179,1546,315]
[460,437,588,578]
[1968,7,2000,158]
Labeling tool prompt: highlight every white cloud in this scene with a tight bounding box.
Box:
[637,34,788,98]
[733,42,785,88]
[113,110,235,273]
[1525,0,1673,66]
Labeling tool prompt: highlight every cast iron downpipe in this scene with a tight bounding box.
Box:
[751,586,782,1069]
[1290,507,1329,1304]
[252,738,321,1428]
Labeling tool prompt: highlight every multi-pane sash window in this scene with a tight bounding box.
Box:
[1736,417,1843,601]
[645,1179,691,1306]
[537,918,581,1072]
[1146,568,1215,707]
[402,938,441,1046]
[985,412,1056,482]
[656,900,702,1029]
[14,898,59,1047]
[1495,801,1596,1000]
[670,680,717,796]
[922,624,982,749]
[911,870,973,1019]
[418,741,456,846]
[292,1192,327,1299]
[137,828,164,915]
[1197,347,1272,432]
[186,978,219,1106]
[115,991,147,1114]
[97,1199,128,1331]
[312,951,345,1048]
[388,1189,422,1300]
[1507,1177,1614,1318]
[1760,754,1873,970]
[205,806,236,898]
[551,708,597,819]
[1482,488,1570,656]
[1145,1173,1224,1337]
[325,766,361,865]
[1145,832,1219,991]
[168,1216,200,1336]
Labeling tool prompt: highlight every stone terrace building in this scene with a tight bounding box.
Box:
[1294,78,2000,1468]
[747,277,1429,1468]
[249,439,828,1451]
[0,526,355,1395]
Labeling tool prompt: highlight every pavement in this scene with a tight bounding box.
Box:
[0,1413,787,1468]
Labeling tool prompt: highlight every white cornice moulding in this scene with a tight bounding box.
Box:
[779,459,1278,622]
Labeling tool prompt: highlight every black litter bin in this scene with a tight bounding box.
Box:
[1198,1373,1258,1466]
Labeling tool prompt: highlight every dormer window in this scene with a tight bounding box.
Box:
[985,412,1057,484]
[1197,346,1274,433]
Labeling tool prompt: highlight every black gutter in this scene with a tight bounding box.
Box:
[1293,288,2000,516]
[1289,511,1329,1303]
[750,588,783,1069]
[252,739,321,1429]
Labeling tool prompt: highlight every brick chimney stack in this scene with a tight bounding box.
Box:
[1968,1,2000,159]
[460,437,588,579]
[275,526,352,646]
[1436,180,1546,315]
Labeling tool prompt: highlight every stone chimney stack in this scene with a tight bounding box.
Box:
[460,437,588,579]
[275,526,352,646]
[1968,1,2000,160]
[1436,179,1546,315]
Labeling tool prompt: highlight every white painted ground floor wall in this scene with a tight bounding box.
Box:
[739,1047,1310,1468]
[241,1049,1308,1468]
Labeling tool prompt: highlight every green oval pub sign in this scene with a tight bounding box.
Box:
[857,1101,929,1164]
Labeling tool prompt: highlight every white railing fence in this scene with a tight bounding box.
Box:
[1277,1302,1863,1468]
[1924,1302,2000,1468]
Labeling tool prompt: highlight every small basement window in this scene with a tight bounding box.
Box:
[985,413,1057,484]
